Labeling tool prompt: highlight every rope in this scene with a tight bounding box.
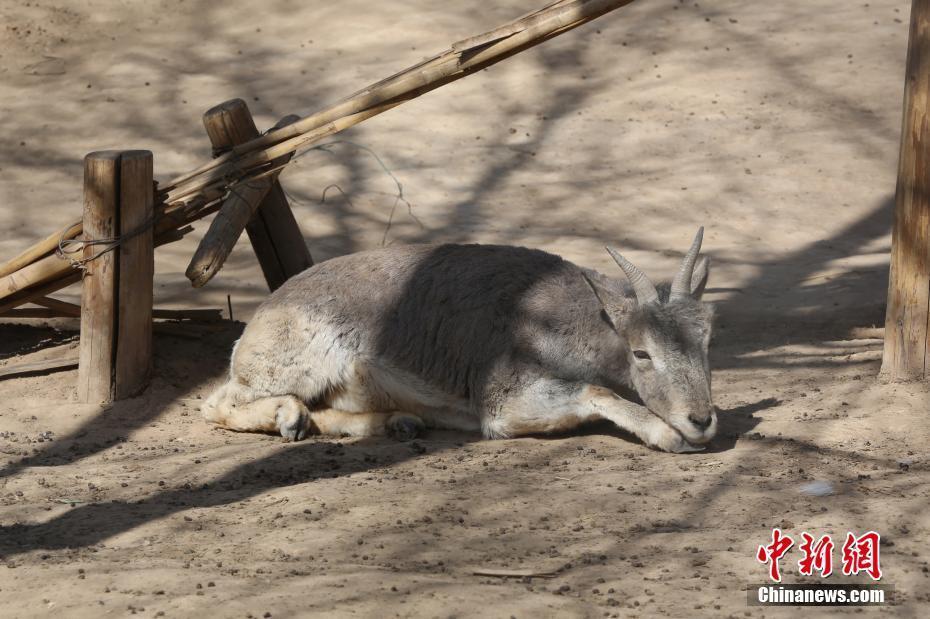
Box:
[56,214,157,276]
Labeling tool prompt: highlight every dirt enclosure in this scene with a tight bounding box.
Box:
[1,0,929,617]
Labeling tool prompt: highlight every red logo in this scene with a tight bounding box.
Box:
[841,531,882,580]
[756,528,794,582]
[757,530,881,582]
[798,532,834,577]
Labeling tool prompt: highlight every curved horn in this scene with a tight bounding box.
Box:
[605,247,659,305]
[670,226,704,300]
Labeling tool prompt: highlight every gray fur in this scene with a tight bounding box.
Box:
[203,232,716,452]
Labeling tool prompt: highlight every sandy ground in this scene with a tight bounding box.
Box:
[1,0,929,617]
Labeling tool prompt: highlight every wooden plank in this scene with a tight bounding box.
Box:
[200,99,312,290]
[33,296,81,316]
[152,308,222,321]
[77,151,120,403]
[882,0,930,381]
[0,355,79,380]
[114,150,154,399]
[2,306,221,320]
[0,272,82,315]
[1,307,75,318]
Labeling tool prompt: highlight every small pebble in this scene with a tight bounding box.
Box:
[799,480,833,497]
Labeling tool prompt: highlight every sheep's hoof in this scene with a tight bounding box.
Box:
[387,413,424,442]
[673,442,705,454]
[277,404,311,442]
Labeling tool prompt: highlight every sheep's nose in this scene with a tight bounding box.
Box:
[688,413,712,431]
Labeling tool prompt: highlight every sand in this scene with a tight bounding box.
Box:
[1,0,928,617]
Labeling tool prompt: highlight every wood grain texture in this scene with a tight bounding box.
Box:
[114,150,154,399]
[200,99,311,291]
[882,0,930,381]
[77,151,120,403]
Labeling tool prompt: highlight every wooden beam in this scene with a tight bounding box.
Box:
[882,0,930,381]
[200,100,312,290]
[152,308,223,321]
[1,304,220,321]
[1,307,75,319]
[0,272,82,315]
[34,296,81,316]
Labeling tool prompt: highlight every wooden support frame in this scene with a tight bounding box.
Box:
[77,150,154,403]
[0,0,639,309]
[882,0,930,381]
[201,99,313,291]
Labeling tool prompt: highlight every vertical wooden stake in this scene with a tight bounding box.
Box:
[78,150,154,403]
[115,151,154,398]
[78,152,120,403]
[882,0,930,381]
[202,99,313,291]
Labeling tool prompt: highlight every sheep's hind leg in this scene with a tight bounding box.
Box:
[309,409,425,441]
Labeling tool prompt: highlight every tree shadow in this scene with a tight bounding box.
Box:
[0,323,242,481]
[0,436,448,555]
[710,195,892,369]
[0,6,913,602]
[0,323,78,361]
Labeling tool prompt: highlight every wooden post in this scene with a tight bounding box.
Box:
[202,99,312,291]
[186,115,299,288]
[882,0,930,381]
[78,150,154,403]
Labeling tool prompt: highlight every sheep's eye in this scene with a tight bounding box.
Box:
[633,350,651,360]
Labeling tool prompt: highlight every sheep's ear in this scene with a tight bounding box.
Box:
[690,256,710,300]
[581,272,630,333]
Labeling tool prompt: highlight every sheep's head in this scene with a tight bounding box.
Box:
[587,228,715,445]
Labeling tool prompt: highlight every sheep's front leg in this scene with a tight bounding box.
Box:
[581,385,704,453]
[202,382,312,441]
[486,379,702,453]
